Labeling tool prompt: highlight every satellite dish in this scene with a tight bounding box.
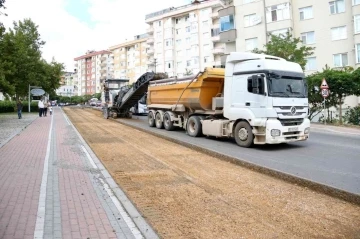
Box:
[31,88,45,96]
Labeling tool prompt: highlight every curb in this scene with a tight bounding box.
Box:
[110,117,360,206]
[63,108,159,239]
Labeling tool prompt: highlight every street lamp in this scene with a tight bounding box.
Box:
[28,85,44,113]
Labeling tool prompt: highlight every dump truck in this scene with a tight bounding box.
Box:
[146,52,310,147]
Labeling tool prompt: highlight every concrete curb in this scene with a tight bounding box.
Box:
[110,117,360,206]
[63,108,160,239]
[0,115,38,149]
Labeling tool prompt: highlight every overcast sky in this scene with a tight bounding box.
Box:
[1,0,190,71]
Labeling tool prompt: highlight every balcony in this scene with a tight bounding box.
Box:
[211,23,220,29]
[101,56,107,61]
[147,60,155,65]
[211,35,220,42]
[211,11,219,19]
[212,48,225,55]
[100,68,107,73]
[147,38,154,44]
[100,62,107,67]
[147,49,154,55]
[146,26,154,34]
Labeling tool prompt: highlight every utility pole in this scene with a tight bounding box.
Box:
[263,0,268,43]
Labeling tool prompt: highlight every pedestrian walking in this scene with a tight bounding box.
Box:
[49,106,53,115]
[43,100,48,117]
[17,99,23,119]
[38,99,44,117]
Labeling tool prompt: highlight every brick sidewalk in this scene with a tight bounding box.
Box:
[0,107,154,239]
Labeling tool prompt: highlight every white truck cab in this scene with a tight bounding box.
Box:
[222,52,310,145]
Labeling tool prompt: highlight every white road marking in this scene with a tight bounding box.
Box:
[81,145,98,169]
[34,111,54,239]
[99,178,144,239]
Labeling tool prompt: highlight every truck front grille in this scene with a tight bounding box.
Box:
[278,118,304,126]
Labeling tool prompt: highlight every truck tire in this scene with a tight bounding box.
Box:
[234,121,254,148]
[155,112,164,129]
[163,112,175,131]
[187,116,202,137]
[148,111,155,127]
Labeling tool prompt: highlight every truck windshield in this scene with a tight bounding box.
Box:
[267,73,307,98]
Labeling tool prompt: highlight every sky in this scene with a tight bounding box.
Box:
[1,0,191,71]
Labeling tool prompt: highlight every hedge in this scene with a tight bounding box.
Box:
[0,101,38,113]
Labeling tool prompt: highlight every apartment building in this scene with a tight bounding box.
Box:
[109,34,148,84]
[219,0,360,107]
[74,50,114,96]
[145,0,224,77]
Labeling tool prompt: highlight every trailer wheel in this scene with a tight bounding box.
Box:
[187,116,202,137]
[234,121,254,148]
[163,112,175,131]
[155,112,164,129]
[148,111,155,127]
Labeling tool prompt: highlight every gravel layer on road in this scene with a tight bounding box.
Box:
[65,108,360,239]
[0,113,38,146]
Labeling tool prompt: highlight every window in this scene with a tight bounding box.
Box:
[176,39,182,46]
[355,15,360,34]
[186,49,191,56]
[204,56,209,63]
[191,34,198,44]
[191,23,198,31]
[186,37,190,44]
[245,38,258,51]
[299,6,313,20]
[203,44,210,53]
[177,61,182,67]
[244,14,257,27]
[270,28,289,38]
[356,44,360,63]
[203,32,210,39]
[305,57,317,71]
[266,3,290,23]
[166,61,173,69]
[247,75,265,95]
[301,31,315,44]
[158,21,162,26]
[202,21,208,28]
[193,57,199,65]
[333,53,348,67]
[220,15,235,32]
[354,0,360,5]
[186,60,191,67]
[175,18,179,24]
[165,39,173,46]
[186,26,190,33]
[329,0,345,14]
[176,29,181,35]
[331,26,347,40]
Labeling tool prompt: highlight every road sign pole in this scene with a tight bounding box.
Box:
[28,84,30,113]
[323,98,326,125]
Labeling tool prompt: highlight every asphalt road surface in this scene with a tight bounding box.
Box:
[118,115,360,196]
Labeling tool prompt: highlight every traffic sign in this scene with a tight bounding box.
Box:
[321,88,330,98]
[320,78,329,89]
[30,88,45,96]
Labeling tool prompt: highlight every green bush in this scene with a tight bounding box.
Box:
[344,106,360,125]
[0,100,38,113]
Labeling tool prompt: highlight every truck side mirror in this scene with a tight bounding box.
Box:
[252,75,259,88]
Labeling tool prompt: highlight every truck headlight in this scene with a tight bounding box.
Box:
[304,127,310,134]
[271,129,281,137]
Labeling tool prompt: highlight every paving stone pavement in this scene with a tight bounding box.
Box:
[0,107,155,239]
[0,113,38,147]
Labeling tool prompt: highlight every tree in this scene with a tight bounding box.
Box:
[184,68,193,76]
[306,66,360,123]
[252,31,315,70]
[0,19,64,99]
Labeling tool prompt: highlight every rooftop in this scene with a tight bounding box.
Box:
[74,50,112,61]
[108,38,148,51]
[145,0,218,20]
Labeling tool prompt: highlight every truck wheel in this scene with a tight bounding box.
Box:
[234,121,254,148]
[187,116,202,137]
[163,112,175,131]
[148,111,155,127]
[155,112,164,129]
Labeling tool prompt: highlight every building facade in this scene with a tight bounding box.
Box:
[74,50,114,96]
[145,0,224,78]
[218,0,360,107]
[109,34,148,84]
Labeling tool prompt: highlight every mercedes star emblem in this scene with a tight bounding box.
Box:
[290,106,297,115]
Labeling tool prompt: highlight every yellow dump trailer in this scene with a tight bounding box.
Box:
[147,68,225,111]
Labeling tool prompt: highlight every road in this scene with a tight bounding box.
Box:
[117,115,360,195]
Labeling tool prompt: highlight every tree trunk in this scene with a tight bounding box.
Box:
[339,97,343,125]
